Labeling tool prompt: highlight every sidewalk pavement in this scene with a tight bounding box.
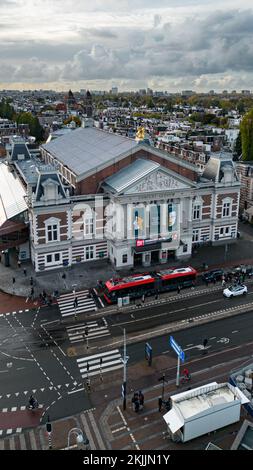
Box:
[0,223,253,300]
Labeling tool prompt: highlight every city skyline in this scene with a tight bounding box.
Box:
[0,1,253,92]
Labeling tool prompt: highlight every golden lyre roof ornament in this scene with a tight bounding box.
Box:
[135,126,145,142]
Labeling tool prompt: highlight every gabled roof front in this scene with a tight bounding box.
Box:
[103,158,195,195]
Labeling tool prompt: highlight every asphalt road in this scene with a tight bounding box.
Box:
[1,284,253,435]
[123,310,253,366]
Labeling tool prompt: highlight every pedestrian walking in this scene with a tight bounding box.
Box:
[17,260,21,268]
[12,277,15,285]
[155,291,159,300]
[141,294,145,304]
[30,276,33,286]
[23,268,27,276]
[132,392,139,411]
[135,399,140,413]
[222,278,226,287]
[177,285,181,294]
[205,278,209,287]
[30,287,34,299]
[158,397,163,412]
[139,391,144,410]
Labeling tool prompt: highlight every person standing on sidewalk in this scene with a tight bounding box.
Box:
[177,285,181,294]
[158,397,163,412]
[23,268,27,276]
[139,391,144,410]
[17,260,21,268]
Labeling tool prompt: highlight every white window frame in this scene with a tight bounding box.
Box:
[45,252,62,266]
[83,211,95,238]
[85,246,94,260]
[192,229,200,242]
[44,217,60,243]
[193,204,202,220]
[222,198,232,218]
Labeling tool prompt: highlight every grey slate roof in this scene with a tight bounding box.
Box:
[202,152,239,183]
[0,163,27,223]
[11,142,31,161]
[42,127,139,178]
[103,159,160,193]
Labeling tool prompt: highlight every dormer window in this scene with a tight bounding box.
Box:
[40,178,63,203]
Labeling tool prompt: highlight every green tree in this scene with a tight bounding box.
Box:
[0,99,15,120]
[16,112,44,142]
[240,108,253,161]
[234,130,242,157]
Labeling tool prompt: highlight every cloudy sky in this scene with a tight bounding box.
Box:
[0,0,253,92]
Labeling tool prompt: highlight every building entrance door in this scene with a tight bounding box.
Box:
[134,253,142,266]
[151,250,159,264]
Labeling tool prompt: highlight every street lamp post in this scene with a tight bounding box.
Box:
[67,428,89,450]
[122,328,129,411]
[72,283,77,319]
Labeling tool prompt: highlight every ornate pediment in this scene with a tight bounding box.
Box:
[125,170,189,194]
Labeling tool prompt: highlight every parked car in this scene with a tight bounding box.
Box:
[202,269,224,283]
[230,265,253,276]
[223,284,247,298]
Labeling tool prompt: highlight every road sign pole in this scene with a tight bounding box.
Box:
[123,328,127,410]
[176,355,180,387]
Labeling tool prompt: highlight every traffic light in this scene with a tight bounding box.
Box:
[203,338,208,348]
[87,362,89,372]
[100,357,102,366]
[85,327,89,336]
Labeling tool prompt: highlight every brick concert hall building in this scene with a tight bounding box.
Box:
[1,124,240,272]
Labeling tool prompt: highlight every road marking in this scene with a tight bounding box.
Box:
[117,405,128,426]
[112,426,127,434]
[209,337,216,340]
[232,330,239,333]
[68,388,85,395]
[188,299,221,309]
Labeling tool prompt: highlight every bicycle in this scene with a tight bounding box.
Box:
[181,374,191,384]
[26,399,39,410]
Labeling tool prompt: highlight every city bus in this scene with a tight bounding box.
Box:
[103,266,197,304]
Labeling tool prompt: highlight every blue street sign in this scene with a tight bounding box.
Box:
[145,342,152,358]
[170,336,185,362]
[122,383,126,398]
[145,342,152,366]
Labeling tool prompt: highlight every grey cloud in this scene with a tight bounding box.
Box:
[2,8,253,88]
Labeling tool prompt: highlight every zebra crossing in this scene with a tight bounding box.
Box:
[77,349,123,379]
[66,320,110,344]
[0,410,105,449]
[57,290,97,318]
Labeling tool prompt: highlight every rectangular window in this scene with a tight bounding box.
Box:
[85,246,94,260]
[222,202,231,217]
[225,227,230,235]
[193,205,201,220]
[84,216,94,236]
[122,254,128,263]
[46,254,52,263]
[220,227,224,235]
[55,253,60,262]
[192,230,199,242]
[47,224,58,242]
